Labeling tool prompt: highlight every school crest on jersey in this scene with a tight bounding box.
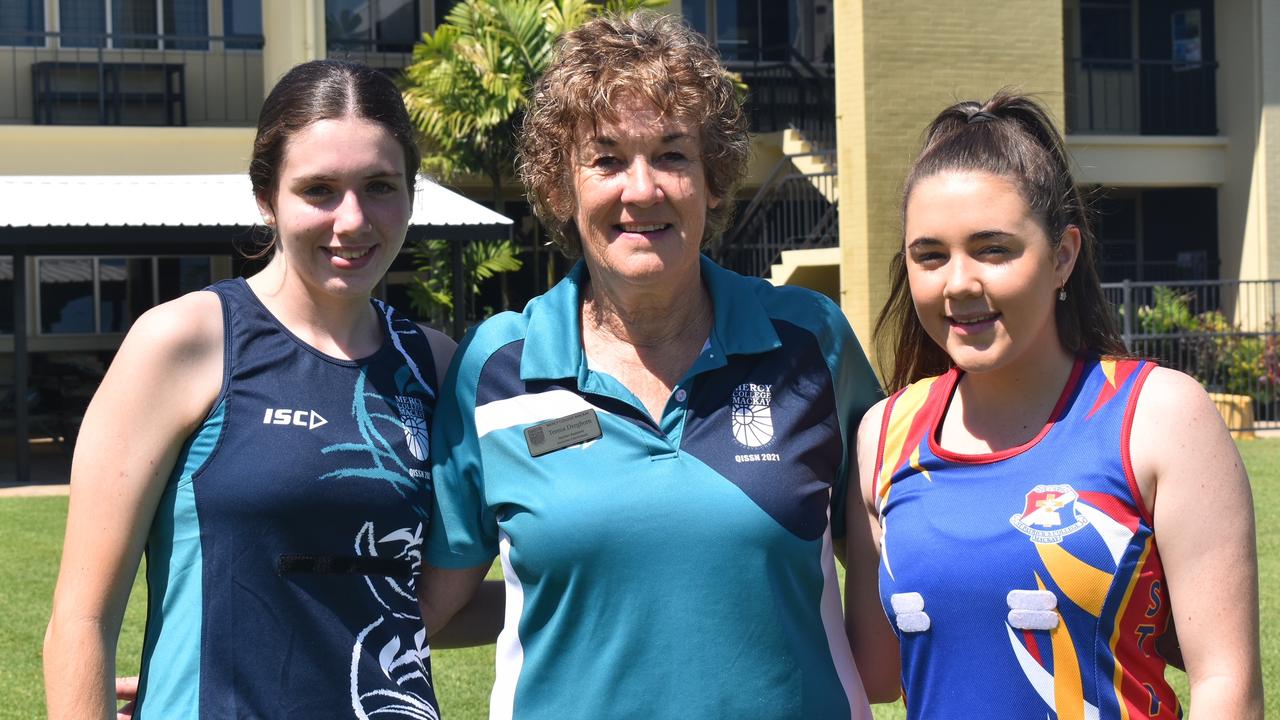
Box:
[1009,484,1090,543]
[396,395,429,462]
[730,383,774,448]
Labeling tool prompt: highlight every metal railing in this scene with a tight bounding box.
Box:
[712,151,837,279]
[729,45,835,149]
[1098,255,1210,283]
[1065,57,1218,135]
[1104,279,1280,429]
[323,37,413,74]
[0,30,264,126]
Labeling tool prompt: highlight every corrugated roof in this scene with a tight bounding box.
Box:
[0,175,512,229]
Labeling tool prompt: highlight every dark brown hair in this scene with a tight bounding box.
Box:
[517,11,749,258]
[875,91,1127,392]
[248,59,421,253]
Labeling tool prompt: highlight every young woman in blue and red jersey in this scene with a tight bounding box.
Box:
[847,93,1263,718]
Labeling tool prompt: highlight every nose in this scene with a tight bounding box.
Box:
[333,190,369,235]
[943,254,982,300]
[620,158,663,207]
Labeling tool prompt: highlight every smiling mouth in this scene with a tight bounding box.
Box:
[947,311,1001,327]
[327,246,374,260]
[615,223,670,233]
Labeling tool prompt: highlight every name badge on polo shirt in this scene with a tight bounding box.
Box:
[524,409,603,457]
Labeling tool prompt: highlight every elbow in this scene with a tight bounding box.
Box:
[862,672,902,705]
[867,684,902,705]
[852,651,902,704]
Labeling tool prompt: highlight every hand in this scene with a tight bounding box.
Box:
[116,676,138,720]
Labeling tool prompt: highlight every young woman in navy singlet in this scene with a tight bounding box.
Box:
[43,61,494,719]
[846,93,1262,718]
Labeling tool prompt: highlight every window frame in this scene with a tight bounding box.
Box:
[54,0,212,52]
[34,254,213,336]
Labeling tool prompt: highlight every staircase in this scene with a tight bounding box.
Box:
[711,140,839,291]
[712,51,841,298]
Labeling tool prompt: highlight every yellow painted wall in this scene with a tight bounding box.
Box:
[1067,136,1228,187]
[262,0,326,90]
[0,126,256,175]
[836,0,1066,368]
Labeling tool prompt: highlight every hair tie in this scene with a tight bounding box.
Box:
[967,111,998,124]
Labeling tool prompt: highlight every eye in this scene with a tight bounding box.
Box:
[658,151,688,165]
[908,248,947,267]
[301,184,332,199]
[367,180,397,194]
[591,155,622,171]
[978,244,1011,259]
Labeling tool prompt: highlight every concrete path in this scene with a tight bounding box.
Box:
[0,441,71,497]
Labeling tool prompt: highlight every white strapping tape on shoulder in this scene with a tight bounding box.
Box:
[1007,589,1059,630]
[890,592,930,633]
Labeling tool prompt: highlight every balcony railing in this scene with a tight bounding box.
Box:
[711,151,838,278]
[1104,279,1280,429]
[0,31,265,126]
[727,45,835,149]
[1066,57,1218,135]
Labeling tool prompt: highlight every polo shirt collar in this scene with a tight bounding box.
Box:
[520,255,782,382]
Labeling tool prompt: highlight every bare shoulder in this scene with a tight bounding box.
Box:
[416,323,457,358]
[103,290,224,422]
[122,289,223,360]
[1131,365,1221,436]
[1129,366,1237,504]
[416,323,457,387]
[856,396,893,504]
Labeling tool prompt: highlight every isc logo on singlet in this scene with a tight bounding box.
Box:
[262,408,328,430]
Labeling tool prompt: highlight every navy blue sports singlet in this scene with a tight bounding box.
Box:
[134,278,442,719]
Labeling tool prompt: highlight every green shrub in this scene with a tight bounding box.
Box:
[1135,286,1277,409]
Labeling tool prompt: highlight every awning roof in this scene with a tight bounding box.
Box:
[0,174,511,249]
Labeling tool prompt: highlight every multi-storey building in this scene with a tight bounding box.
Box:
[1,0,1275,467]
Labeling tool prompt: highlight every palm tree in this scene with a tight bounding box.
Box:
[400,0,664,329]
[401,0,665,214]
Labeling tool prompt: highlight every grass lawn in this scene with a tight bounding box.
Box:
[5,438,1277,719]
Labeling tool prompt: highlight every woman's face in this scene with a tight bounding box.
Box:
[903,170,1079,376]
[260,115,411,299]
[568,96,719,294]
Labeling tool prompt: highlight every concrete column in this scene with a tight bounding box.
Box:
[262,0,327,93]
[834,0,1065,382]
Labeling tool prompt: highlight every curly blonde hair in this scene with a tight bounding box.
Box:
[517,11,750,258]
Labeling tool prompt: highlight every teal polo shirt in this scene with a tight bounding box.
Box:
[427,256,882,719]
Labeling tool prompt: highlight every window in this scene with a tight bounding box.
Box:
[0,0,44,47]
[37,256,211,335]
[431,0,460,29]
[326,0,419,54]
[1080,0,1133,60]
[59,0,209,50]
[223,0,261,49]
[0,257,13,335]
[683,1,810,62]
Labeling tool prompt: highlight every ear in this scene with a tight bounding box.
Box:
[255,192,275,226]
[1055,224,1082,287]
[707,193,722,210]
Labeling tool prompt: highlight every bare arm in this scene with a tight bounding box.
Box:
[416,323,457,394]
[1130,368,1263,718]
[418,563,492,644]
[429,577,505,648]
[44,293,223,719]
[846,399,902,703]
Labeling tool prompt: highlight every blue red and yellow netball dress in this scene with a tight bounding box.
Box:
[874,356,1180,719]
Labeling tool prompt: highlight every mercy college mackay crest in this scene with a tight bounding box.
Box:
[1009,484,1090,543]
[731,383,774,448]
